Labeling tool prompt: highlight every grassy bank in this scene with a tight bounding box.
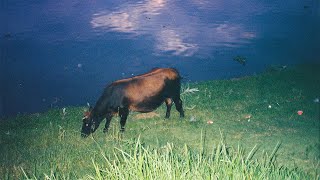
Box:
[1,64,319,179]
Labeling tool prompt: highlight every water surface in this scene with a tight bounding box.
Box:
[1,0,319,117]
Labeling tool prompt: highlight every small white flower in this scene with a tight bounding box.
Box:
[62,108,67,116]
[207,120,214,124]
[189,116,197,122]
[268,105,272,108]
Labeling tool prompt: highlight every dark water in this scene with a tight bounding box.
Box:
[1,0,319,117]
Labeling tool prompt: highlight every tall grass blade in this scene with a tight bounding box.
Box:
[246,144,258,163]
[269,142,281,165]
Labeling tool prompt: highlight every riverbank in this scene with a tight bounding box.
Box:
[1,64,319,179]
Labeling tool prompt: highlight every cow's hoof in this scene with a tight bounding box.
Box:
[81,133,89,138]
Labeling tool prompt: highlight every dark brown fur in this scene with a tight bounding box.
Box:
[81,68,184,137]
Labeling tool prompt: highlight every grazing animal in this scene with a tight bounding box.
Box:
[81,68,185,137]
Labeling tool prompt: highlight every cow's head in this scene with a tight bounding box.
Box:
[81,107,98,137]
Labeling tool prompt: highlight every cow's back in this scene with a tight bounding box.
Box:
[114,68,180,112]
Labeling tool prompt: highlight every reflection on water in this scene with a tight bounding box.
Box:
[1,0,319,117]
[91,0,166,32]
[90,0,257,56]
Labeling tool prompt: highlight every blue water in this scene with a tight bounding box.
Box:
[1,0,319,117]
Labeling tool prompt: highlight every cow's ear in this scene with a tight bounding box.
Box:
[83,110,91,120]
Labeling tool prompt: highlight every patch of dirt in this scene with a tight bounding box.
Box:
[134,112,160,120]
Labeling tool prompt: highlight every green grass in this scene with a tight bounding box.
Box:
[1,64,319,179]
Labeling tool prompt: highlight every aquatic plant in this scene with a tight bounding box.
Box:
[233,55,247,65]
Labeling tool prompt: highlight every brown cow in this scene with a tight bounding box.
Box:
[81,68,184,137]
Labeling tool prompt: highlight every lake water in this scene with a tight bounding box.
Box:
[1,0,319,117]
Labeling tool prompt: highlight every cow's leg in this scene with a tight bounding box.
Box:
[173,96,185,118]
[103,113,113,133]
[119,107,129,132]
[165,98,173,118]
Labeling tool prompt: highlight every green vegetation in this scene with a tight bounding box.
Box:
[1,64,319,179]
